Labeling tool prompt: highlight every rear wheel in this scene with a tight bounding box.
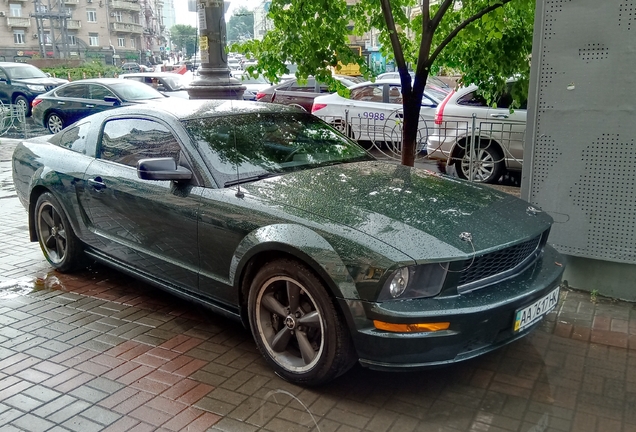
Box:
[35,192,84,272]
[248,259,356,386]
[46,113,64,134]
[455,142,504,183]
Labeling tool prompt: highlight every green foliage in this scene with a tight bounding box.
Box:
[170,24,198,56]
[231,0,535,165]
[227,7,255,43]
[42,61,120,81]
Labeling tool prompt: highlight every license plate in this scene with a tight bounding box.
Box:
[513,287,560,332]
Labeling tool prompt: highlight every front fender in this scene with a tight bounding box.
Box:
[230,224,359,300]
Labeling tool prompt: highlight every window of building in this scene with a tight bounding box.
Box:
[130,38,135,48]
[87,9,97,22]
[13,30,25,45]
[9,4,22,17]
[117,37,125,47]
[88,33,99,46]
[113,11,122,22]
[67,35,76,45]
[42,32,52,45]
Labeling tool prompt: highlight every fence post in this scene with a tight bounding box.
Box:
[469,113,477,182]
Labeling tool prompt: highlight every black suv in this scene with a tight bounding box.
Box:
[0,62,67,116]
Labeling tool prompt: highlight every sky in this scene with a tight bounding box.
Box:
[174,0,260,27]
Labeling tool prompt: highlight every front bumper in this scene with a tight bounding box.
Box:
[339,245,564,370]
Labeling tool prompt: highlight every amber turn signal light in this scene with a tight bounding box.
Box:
[373,320,450,333]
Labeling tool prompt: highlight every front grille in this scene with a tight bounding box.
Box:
[458,235,542,290]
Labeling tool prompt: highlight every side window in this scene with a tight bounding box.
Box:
[0,70,7,81]
[56,122,91,154]
[89,84,116,101]
[457,91,488,107]
[350,85,383,102]
[290,78,316,92]
[276,82,292,91]
[56,84,87,98]
[99,118,181,167]
[388,85,402,104]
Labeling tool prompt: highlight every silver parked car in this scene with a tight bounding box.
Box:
[426,84,526,183]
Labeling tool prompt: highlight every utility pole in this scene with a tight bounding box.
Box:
[187,0,245,99]
[31,0,71,58]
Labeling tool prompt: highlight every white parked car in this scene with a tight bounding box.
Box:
[230,71,271,101]
[311,79,449,145]
[426,83,526,183]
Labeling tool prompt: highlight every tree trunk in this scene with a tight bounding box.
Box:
[400,69,429,167]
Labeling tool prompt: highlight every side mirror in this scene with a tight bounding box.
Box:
[137,158,192,181]
[104,96,121,106]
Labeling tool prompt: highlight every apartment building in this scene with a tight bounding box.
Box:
[0,0,168,65]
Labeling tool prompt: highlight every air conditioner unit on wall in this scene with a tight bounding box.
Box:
[0,12,6,17]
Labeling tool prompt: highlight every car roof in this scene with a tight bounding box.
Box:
[0,62,38,68]
[62,78,128,85]
[120,72,184,78]
[104,99,305,121]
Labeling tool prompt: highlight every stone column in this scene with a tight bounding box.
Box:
[187,0,245,100]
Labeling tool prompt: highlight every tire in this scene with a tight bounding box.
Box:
[248,258,356,386]
[455,141,504,184]
[34,192,84,272]
[14,95,30,117]
[46,113,64,134]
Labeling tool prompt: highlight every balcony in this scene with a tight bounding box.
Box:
[111,22,143,34]
[7,17,31,28]
[109,0,141,12]
[54,19,81,29]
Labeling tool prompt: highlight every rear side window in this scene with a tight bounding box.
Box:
[51,121,91,154]
[457,91,487,107]
[55,84,87,98]
[89,84,116,100]
[350,85,383,102]
[99,118,180,167]
[289,78,316,92]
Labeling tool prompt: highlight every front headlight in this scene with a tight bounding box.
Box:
[378,263,448,301]
[27,84,46,92]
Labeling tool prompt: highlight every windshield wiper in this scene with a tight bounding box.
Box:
[224,172,281,187]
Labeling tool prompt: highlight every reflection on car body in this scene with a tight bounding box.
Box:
[12,100,563,385]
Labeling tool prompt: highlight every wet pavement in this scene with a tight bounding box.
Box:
[1,138,635,432]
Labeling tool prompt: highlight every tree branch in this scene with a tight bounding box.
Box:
[379,0,407,72]
[429,0,513,66]
[430,0,455,31]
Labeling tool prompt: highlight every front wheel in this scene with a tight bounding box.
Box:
[14,95,29,118]
[248,259,356,386]
[35,192,84,272]
[46,113,64,134]
[455,142,504,183]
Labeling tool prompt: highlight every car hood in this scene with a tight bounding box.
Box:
[242,161,552,263]
[13,77,68,86]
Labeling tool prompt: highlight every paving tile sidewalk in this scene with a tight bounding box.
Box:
[1,137,636,432]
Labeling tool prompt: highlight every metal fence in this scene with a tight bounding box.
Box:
[319,110,526,183]
[0,102,27,138]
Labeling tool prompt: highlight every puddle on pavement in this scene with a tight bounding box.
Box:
[0,272,64,299]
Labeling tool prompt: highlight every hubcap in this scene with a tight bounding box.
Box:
[255,276,324,372]
[48,116,63,133]
[461,148,495,182]
[37,202,67,264]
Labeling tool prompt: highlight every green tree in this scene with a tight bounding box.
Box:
[170,24,198,57]
[232,0,534,166]
[227,7,255,44]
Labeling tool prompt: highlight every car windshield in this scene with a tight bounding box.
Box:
[7,65,47,80]
[336,76,366,87]
[160,75,188,90]
[182,112,373,186]
[110,81,165,100]
[425,85,451,102]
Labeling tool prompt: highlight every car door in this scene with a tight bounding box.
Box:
[486,92,526,170]
[346,83,387,141]
[87,84,119,115]
[272,78,318,111]
[52,83,91,125]
[79,117,202,290]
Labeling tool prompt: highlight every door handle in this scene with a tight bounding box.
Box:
[88,177,106,191]
[85,104,95,108]
[57,101,65,105]
[490,113,509,119]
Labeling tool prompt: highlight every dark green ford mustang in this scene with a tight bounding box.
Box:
[12,100,564,385]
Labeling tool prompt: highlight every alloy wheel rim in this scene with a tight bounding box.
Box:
[461,148,495,182]
[48,116,63,133]
[37,202,67,264]
[255,276,325,373]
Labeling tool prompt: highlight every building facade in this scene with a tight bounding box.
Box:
[0,0,169,65]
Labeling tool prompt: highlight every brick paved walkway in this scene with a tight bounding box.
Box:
[1,138,635,432]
